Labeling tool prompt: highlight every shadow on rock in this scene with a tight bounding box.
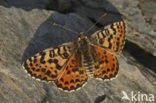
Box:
[0,0,73,13]
[21,12,91,63]
[123,40,156,73]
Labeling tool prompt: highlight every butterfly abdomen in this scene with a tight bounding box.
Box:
[78,37,94,78]
[83,54,94,78]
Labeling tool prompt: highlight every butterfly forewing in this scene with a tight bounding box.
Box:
[23,42,76,81]
[89,21,125,54]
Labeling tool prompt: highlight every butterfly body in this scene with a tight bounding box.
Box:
[23,21,125,91]
[77,36,95,78]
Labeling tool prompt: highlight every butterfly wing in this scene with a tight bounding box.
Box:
[91,45,119,80]
[89,21,125,54]
[55,51,87,91]
[23,42,76,81]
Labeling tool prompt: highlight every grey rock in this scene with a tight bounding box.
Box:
[0,0,49,11]
[0,0,156,103]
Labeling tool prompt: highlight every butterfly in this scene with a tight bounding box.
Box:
[23,21,125,92]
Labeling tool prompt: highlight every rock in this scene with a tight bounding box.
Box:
[0,0,156,103]
[0,0,49,10]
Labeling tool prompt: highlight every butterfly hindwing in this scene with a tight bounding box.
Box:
[23,42,75,81]
[92,45,119,80]
[55,52,87,91]
[89,21,125,54]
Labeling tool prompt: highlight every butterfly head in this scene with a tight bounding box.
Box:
[79,32,85,36]
[78,32,87,41]
[78,32,89,49]
[78,32,87,39]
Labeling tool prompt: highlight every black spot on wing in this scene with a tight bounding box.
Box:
[76,84,81,88]
[70,86,75,90]
[102,70,106,74]
[56,64,62,70]
[67,70,71,75]
[65,81,69,85]
[99,39,104,44]
[60,78,64,82]
[57,47,61,56]
[34,68,39,72]
[46,70,51,76]
[110,23,116,35]
[70,79,74,83]
[95,65,99,69]
[39,51,46,64]
[101,31,106,38]
[48,59,53,63]
[57,83,63,88]
[63,52,69,58]
[51,74,57,78]
[32,67,35,71]
[53,59,58,64]
[75,79,80,82]
[43,77,47,80]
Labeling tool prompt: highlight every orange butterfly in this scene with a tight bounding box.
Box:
[23,21,125,92]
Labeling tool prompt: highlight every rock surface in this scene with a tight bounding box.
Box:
[0,0,156,103]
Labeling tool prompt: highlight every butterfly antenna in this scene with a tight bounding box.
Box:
[85,13,107,34]
[53,22,80,35]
